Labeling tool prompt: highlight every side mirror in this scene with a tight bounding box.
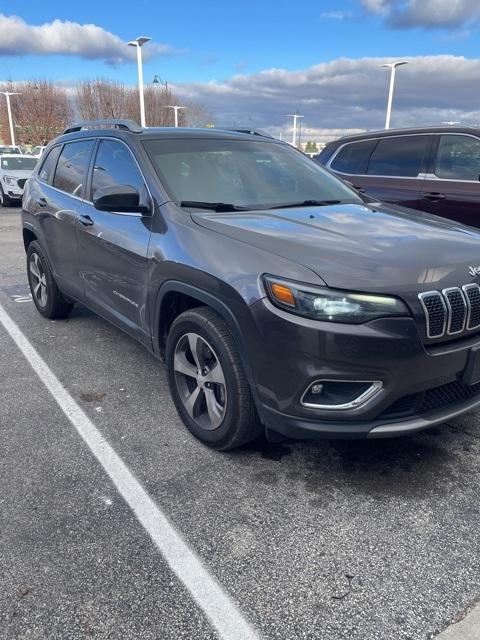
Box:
[93,185,150,214]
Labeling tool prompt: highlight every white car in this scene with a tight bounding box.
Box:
[31,145,46,157]
[0,154,38,207]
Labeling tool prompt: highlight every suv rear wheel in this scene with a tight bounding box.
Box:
[166,307,262,449]
[27,241,74,319]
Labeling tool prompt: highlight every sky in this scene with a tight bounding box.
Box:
[1,0,480,141]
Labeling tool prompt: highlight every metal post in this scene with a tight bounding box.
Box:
[136,45,146,127]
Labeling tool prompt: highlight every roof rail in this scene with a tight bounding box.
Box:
[220,127,274,139]
[63,119,143,135]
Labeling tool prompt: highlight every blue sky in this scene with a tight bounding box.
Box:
[2,1,480,139]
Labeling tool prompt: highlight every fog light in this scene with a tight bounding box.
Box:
[301,379,382,410]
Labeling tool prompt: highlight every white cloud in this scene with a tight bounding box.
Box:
[320,11,355,20]
[0,14,177,64]
[173,56,480,142]
[360,0,480,29]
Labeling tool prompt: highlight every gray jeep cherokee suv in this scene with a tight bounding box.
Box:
[22,119,480,449]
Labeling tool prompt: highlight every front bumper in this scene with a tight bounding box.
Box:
[248,298,480,439]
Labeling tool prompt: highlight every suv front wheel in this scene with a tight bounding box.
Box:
[166,307,262,449]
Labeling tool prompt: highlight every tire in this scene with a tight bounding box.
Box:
[0,186,11,207]
[26,241,74,319]
[166,307,262,450]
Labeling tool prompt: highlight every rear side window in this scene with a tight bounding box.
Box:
[330,139,377,174]
[367,135,429,177]
[90,139,146,200]
[435,135,480,181]
[38,146,61,185]
[53,140,94,197]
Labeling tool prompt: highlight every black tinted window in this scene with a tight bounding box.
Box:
[330,139,377,174]
[38,146,61,184]
[367,135,429,177]
[435,135,480,181]
[91,139,145,199]
[53,140,94,197]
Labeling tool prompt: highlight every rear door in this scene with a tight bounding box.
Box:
[329,134,432,208]
[419,133,480,227]
[33,140,95,300]
[75,138,153,343]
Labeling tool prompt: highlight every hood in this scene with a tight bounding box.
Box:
[192,202,480,294]
[2,169,34,179]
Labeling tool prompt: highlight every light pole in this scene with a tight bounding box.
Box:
[380,61,408,130]
[152,75,168,93]
[165,105,186,128]
[0,92,21,146]
[286,112,304,147]
[127,36,151,127]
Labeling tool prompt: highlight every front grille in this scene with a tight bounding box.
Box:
[419,284,480,339]
[381,378,480,420]
[17,178,26,189]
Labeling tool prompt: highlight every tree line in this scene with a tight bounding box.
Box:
[0,79,212,146]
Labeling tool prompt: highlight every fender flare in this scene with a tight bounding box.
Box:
[152,280,258,391]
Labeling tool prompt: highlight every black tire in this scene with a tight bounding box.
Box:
[0,186,11,207]
[26,241,74,319]
[166,307,262,450]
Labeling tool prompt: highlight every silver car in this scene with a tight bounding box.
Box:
[0,154,38,206]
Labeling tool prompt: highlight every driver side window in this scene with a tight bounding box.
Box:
[90,139,147,203]
[435,135,480,181]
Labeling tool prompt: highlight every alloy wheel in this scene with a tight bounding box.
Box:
[173,332,227,430]
[29,252,48,308]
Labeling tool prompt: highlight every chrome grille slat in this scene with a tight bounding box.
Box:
[442,287,467,335]
[462,284,480,330]
[418,291,447,338]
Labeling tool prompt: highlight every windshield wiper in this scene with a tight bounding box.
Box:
[266,199,345,210]
[180,200,251,212]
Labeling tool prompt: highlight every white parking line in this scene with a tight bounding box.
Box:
[0,302,260,640]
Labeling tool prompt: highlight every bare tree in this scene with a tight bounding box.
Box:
[185,101,213,128]
[0,79,72,146]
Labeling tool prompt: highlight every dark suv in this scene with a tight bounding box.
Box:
[22,119,480,449]
[316,126,480,228]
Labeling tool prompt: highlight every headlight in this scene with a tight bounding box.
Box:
[3,175,16,185]
[264,276,409,323]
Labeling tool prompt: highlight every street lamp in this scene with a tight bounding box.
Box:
[127,36,152,127]
[286,112,304,147]
[152,75,168,92]
[165,105,186,128]
[0,92,21,146]
[380,61,408,130]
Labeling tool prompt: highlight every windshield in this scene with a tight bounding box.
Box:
[143,138,362,210]
[0,146,21,155]
[1,157,37,171]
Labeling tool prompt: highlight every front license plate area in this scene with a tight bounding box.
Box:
[462,346,480,386]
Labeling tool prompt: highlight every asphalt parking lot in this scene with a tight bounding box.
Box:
[2,206,480,640]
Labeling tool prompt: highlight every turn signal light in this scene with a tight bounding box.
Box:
[270,283,295,307]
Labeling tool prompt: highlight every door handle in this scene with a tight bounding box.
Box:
[423,192,446,201]
[35,197,47,207]
[78,214,94,226]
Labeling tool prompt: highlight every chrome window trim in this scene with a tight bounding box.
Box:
[327,132,433,179]
[462,283,480,330]
[418,291,447,339]
[300,379,383,410]
[442,287,467,335]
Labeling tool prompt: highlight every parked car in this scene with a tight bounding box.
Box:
[21,119,480,449]
[0,154,38,206]
[31,146,46,158]
[316,126,480,228]
[0,145,22,155]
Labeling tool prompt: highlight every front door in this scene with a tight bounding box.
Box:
[76,138,153,343]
